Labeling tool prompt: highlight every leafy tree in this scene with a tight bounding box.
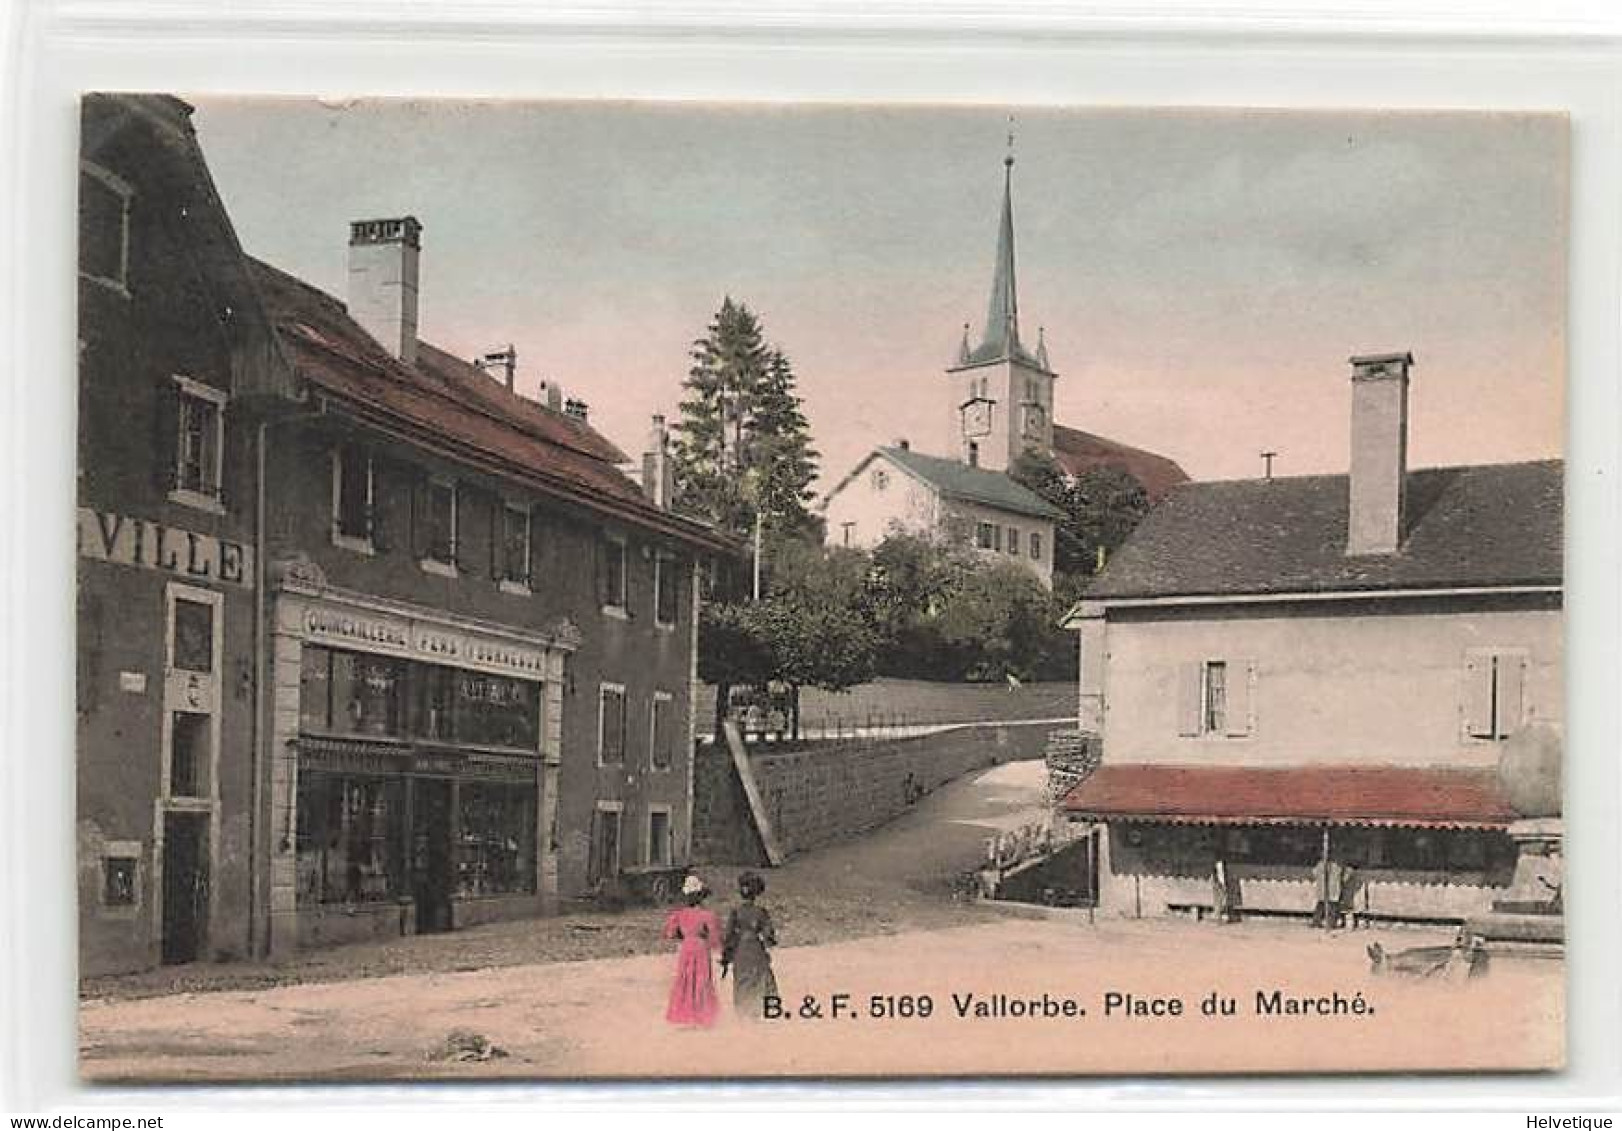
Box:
[671,299,819,542]
[1010,451,1150,580]
[698,543,878,739]
[864,533,971,678]
[933,560,1075,682]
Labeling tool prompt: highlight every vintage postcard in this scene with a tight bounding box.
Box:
[74,97,1566,1080]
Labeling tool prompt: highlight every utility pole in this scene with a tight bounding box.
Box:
[1260,450,1278,480]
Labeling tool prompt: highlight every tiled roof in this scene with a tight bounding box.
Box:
[1084,460,1563,600]
[248,258,733,553]
[1061,763,1520,828]
[878,446,1065,521]
[1051,424,1189,503]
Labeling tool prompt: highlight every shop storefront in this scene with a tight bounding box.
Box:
[266,566,578,953]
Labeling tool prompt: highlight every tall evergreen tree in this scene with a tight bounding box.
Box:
[671,298,819,541]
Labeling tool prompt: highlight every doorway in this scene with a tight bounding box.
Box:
[412,779,454,933]
[161,812,209,964]
[588,806,622,889]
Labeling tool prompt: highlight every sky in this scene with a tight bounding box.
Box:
[189,98,1567,489]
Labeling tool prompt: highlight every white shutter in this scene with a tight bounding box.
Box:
[1176,662,1203,737]
[1226,661,1256,737]
[1463,650,1494,739]
[1495,652,1527,738]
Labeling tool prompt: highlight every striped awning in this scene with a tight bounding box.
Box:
[1061,764,1519,829]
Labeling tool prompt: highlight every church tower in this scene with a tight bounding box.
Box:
[946,147,1057,473]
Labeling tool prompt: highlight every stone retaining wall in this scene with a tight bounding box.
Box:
[692,722,1051,864]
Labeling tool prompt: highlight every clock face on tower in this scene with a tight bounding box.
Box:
[1021,401,1048,440]
[961,397,993,439]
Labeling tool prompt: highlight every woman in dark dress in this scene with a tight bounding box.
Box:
[721,871,779,1020]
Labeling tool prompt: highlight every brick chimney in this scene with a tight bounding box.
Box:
[642,414,676,508]
[347,217,421,366]
[1346,351,1413,556]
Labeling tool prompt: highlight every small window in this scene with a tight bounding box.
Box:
[599,684,627,764]
[1030,532,1043,560]
[976,522,995,550]
[1177,659,1255,738]
[650,692,675,771]
[169,711,211,797]
[600,536,628,611]
[102,855,139,907]
[648,808,673,867]
[172,378,226,506]
[1202,661,1228,734]
[654,554,678,627]
[1006,525,1019,555]
[871,468,890,491]
[967,442,980,468]
[500,503,531,587]
[333,446,373,544]
[80,164,132,293]
[421,479,459,567]
[171,598,215,673]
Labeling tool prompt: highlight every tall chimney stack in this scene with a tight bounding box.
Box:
[347,217,422,366]
[1346,351,1413,556]
[642,414,676,509]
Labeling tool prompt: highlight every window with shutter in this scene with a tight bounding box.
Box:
[654,554,678,627]
[1463,650,1497,739]
[167,376,227,512]
[1226,661,1256,737]
[1176,662,1203,737]
[1464,649,1530,740]
[499,502,531,589]
[600,536,628,612]
[598,684,627,764]
[333,446,373,547]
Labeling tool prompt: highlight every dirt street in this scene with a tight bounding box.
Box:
[80,916,1562,1081]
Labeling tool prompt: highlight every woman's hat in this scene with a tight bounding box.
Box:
[681,874,705,896]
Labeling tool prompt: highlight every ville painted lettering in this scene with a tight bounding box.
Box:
[77,506,252,588]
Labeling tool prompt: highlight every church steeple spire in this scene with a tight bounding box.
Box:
[981,147,1021,360]
[955,128,1050,374]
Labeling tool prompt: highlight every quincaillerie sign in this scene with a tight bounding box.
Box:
[77,507,253,587]
[300,602,550,681]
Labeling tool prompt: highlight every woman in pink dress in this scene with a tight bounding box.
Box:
[663,874,722,1027]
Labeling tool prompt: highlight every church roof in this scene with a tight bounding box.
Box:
[954,155,1052,374]
[877,446,1065,521]
[1082,459,1563,601]
[1051,424,1190,502]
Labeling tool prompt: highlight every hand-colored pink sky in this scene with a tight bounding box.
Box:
[190,99,1566,487]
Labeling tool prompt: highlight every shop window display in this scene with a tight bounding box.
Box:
[456,783,537,896]
[295,771,408,904]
